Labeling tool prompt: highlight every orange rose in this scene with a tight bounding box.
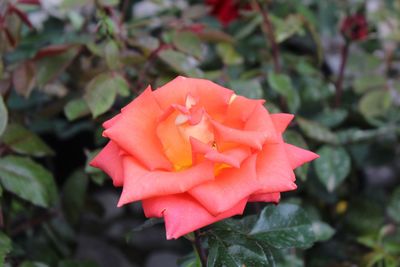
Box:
[90,76,318,239]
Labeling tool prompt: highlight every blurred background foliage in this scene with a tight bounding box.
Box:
[1,0,400,266]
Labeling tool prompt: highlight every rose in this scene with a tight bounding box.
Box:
[90,76,318,239]
[340,14,368,41]
[206,0,240,26]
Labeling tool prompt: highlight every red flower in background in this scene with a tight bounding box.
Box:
[206,0,239,26]
[340,14,368,41]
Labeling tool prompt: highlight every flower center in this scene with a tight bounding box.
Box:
[157,96,215,171]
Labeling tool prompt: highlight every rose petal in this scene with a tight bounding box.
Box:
[156,110,192,169]
[270,113,294,133]
[190,137,250,168]
[117,156,215,206]
[223,95,264,128]
[142,193,247,239]
[102,113,122,129]
[189,155,258,215]
[256,143,297,193]
[244,104,279,143]
[153,76,193,109]
[211,120,268,150]
[90,141,124,186]
[154,76,234,120]
[248,192,280,203]
[284,143,319,169]
[104,87,172,171]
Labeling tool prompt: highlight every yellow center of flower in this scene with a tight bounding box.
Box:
[157,96,215,171]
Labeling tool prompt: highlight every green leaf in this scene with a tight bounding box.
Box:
[388,187,400,223]
[62,170,88,224]
[36,46,80,87]
[313,109,348,128]
[358,90,392,119]
[0,232,11,267]
[0,156,57,207]
[283,130,310,181]
[216,43,243,66]
[158,49,203,77]
[19,262,49,267]
[311,221,335,242]
[229,80,264,99]
[0,96,7,137]
[104,40,121,70]
[58,260,98,267]
[353,75,386,94]
[297,117,339,144]
[314,145,351,192]
[172,31,203,59]
[337,127,393,144]
[250,204,315,249]
[177,252,202,267]
[267,73,300,113]
[208,235,276,267]
[64,98,91,121]
[272,14,305,43]
[84,72,124,118]
[2,124,54,157]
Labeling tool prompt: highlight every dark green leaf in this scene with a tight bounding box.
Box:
[313,109,348,128]
[0,156,57,207]
[358,90,392,119]
[0,96,7,137]
[177,252,202,267]
[84,72,122,118]
[353,75,386,94]
[388,187,400,223]
[62,169,88,224]
[58,260,98,267]
[314,145,351,192]
[216,43,243,66]
[19,262,49,267]
[0,232,11,267]
[297,117,339,144]
[36,46,80,87]
[208,235,276,267]
[229,80,263,99]
[311,221,335,242]
[64,98,91,121]
[158,49,203,77]
[104,40,121,70]
[250,204,315,249]
[172,31,203,59]
[337,127,394,144]
[2,124,54,157]
[267,73,300,113]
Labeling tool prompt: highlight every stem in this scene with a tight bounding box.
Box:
[194,230,207,267]
[251,0,281,73]
[335,41,350,107]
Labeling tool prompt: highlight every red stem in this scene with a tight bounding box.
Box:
[335,41,350,107]
[251,0,281,73]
